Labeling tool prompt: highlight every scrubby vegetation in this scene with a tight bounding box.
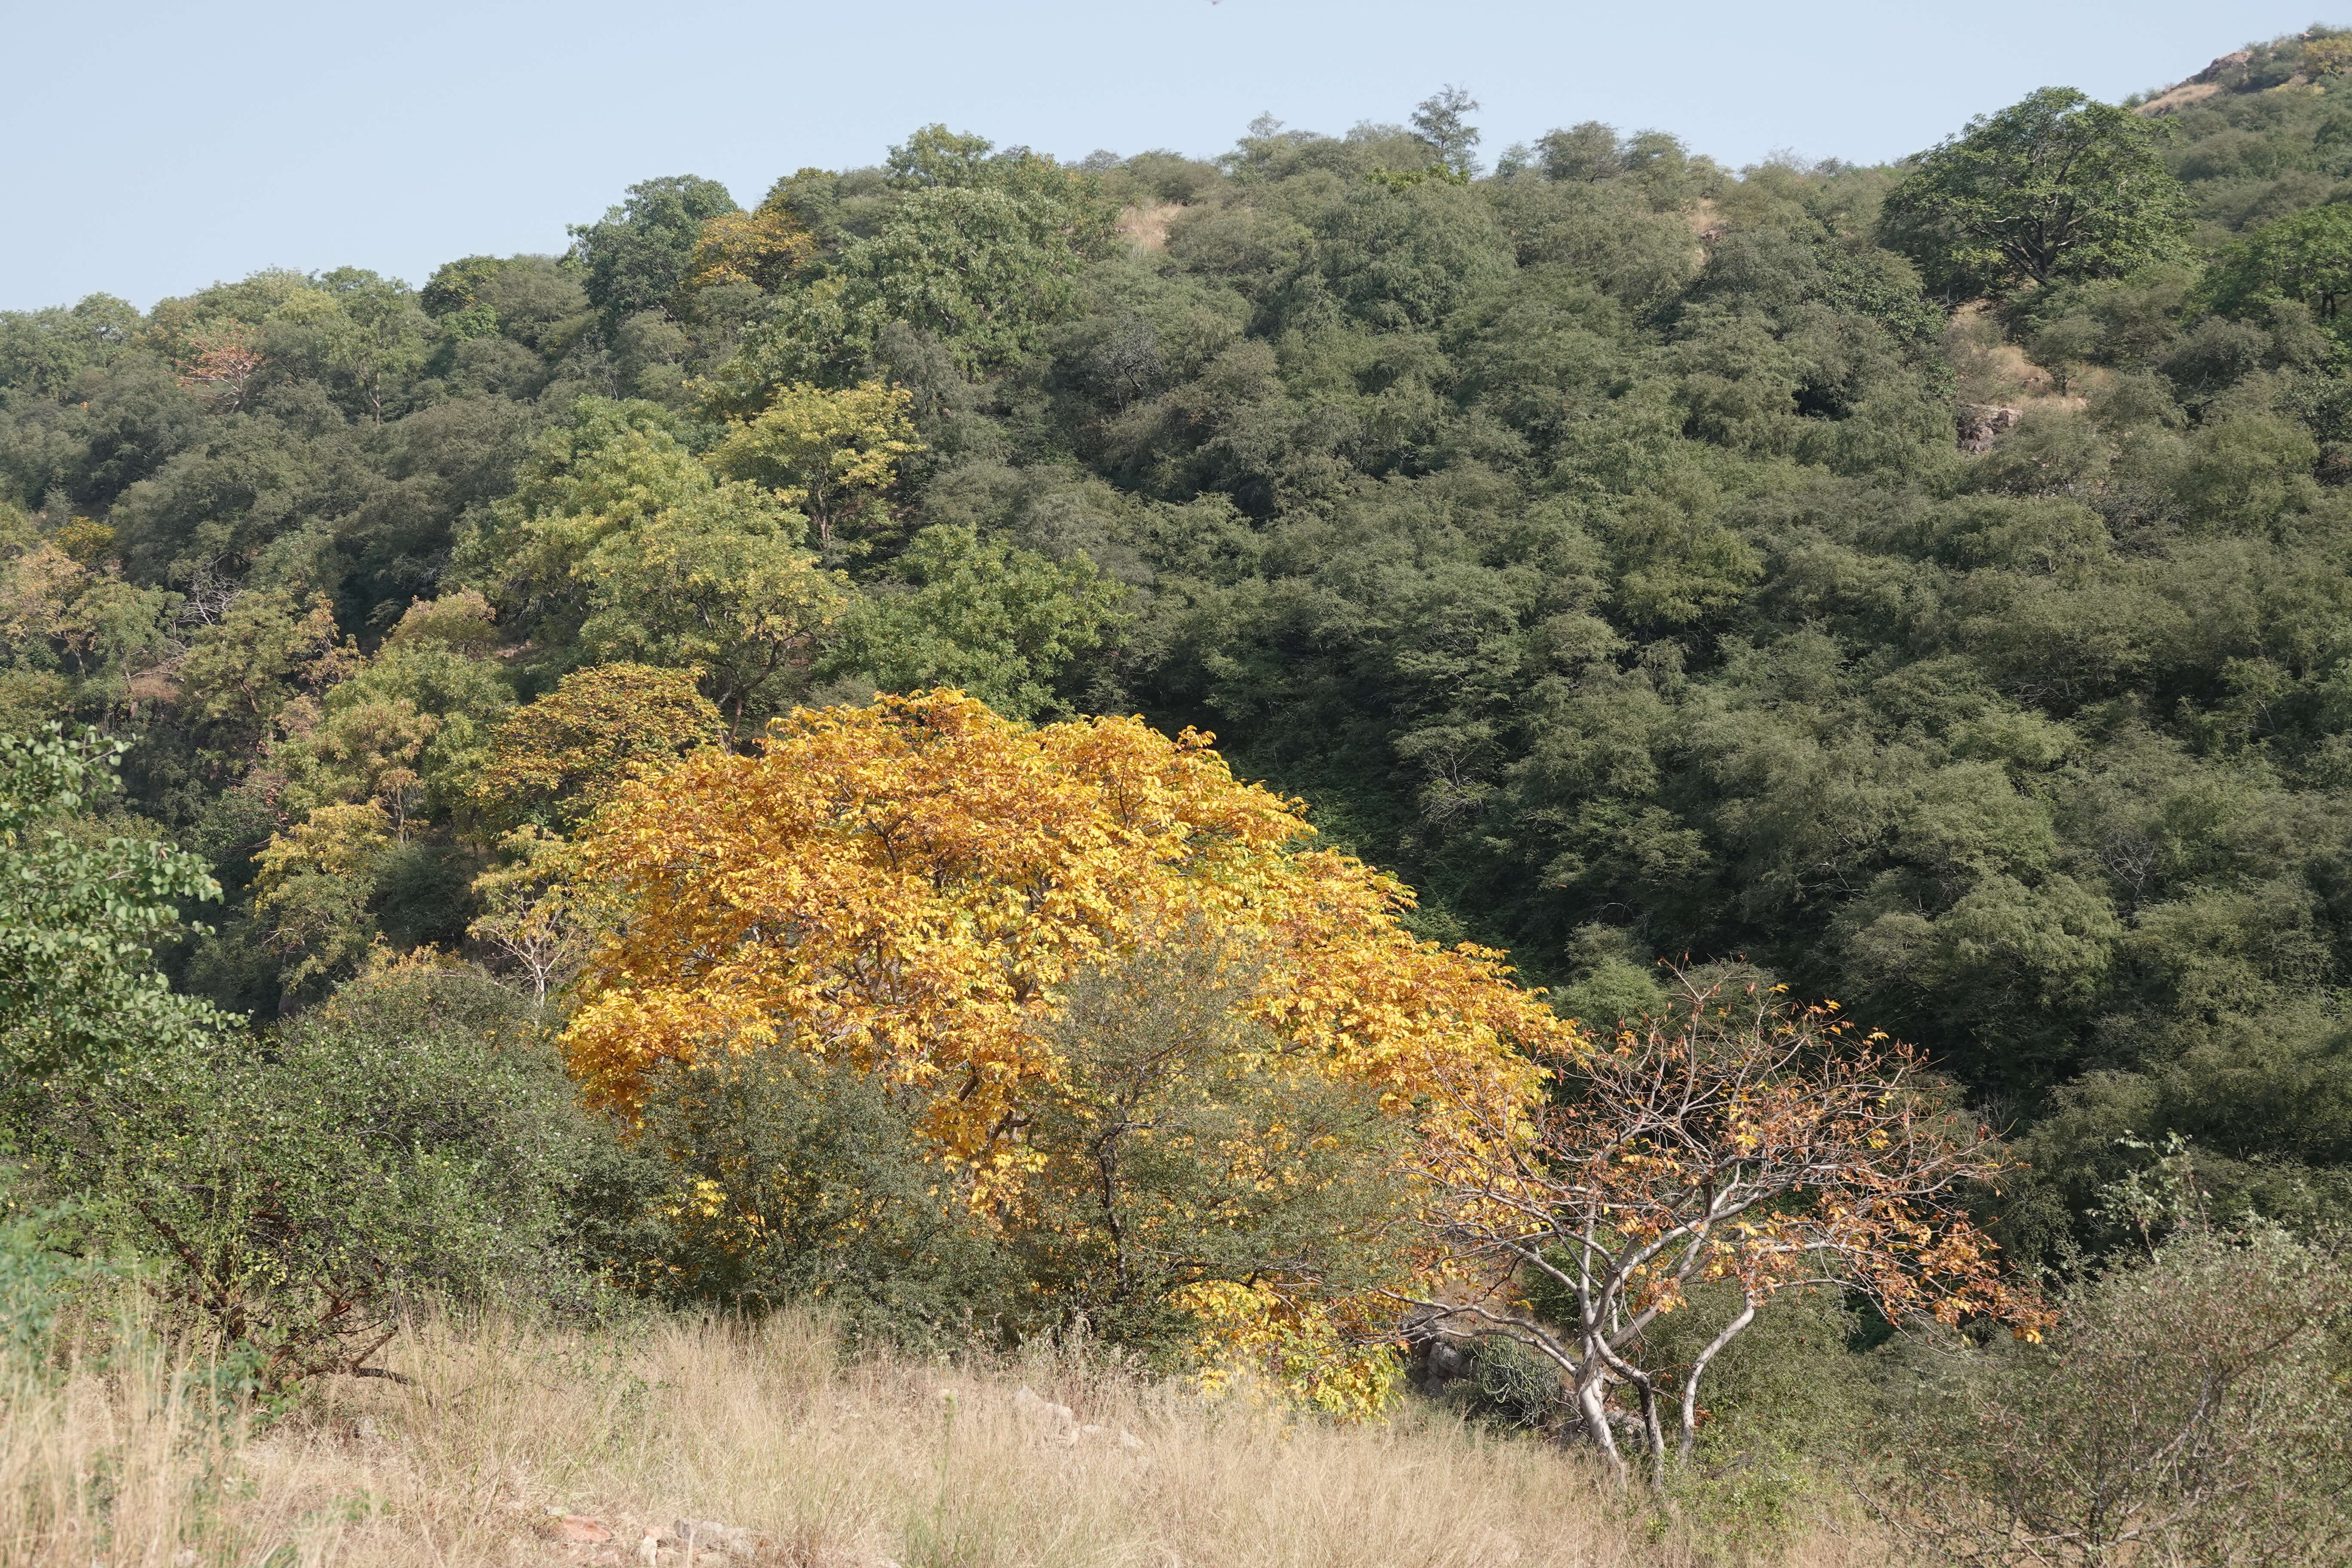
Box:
[7,26,2352,1565]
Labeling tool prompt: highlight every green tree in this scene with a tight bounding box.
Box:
[419,254,512,324]
[251,800,396,992]
[568,176,741,326]
[1880,87,2192,299]
[840,186,1119,372]
[1534,122,1624,183]
[281,633,515,831]
[263,270,432,421]
[0,294,141,401]
[574,484,848,735]
[175,588,355,754]
[886,124,1002,189]
[815,523,1127,720]
[1411,86,1484,178]
[2203,202,2352,324]
[706,380,923,552]
[453,398,710,644]
[0,728,222,1090]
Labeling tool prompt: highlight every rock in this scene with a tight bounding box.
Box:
[1012,1385,1141,1449]
[1400,1312,1479,1391]
[668,1518,758,1559]
[2143,49,2256,116]
[2192,49,2254,85]
[1013,1384,1078,1432]
[1957,403,2020,453]
[543,1515,615,1545]
[636,1534,661,1566]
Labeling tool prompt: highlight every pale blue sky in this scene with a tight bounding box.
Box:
[0,0,2328,311]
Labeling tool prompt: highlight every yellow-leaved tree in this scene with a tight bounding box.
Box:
[564,689,1565,1412]
[472,662,726,833]
[464,665,725,1008]
[682,206,816,294]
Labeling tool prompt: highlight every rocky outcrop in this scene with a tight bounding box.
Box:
[2192,49,2256,84]
[2139,40,2320,115]
[2139,49,2260,115]
[1957,403,2021,453]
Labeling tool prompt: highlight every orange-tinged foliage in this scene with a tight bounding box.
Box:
[564,689,1559,1198]
[175,325,263,411]
[1408,976,2049,1478]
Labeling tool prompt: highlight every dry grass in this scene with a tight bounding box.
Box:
[1944,305,2095,417]
[2135,80,2224,116]
[1116,203,1182,254]
[3,1311,1890,1568]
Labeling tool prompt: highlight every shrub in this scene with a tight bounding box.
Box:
[0,726,220,1093]
[617,1047,1020,1338]
[1018,931,1412,1360]
[1884,1149,2352,1565]
[26,959,595,1387]
[0,1202,104,1371]
[607,926,1419,1374]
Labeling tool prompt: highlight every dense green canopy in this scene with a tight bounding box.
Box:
[9,68,2352,1261]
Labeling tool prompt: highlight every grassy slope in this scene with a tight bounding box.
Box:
[3,1310,1886,1568]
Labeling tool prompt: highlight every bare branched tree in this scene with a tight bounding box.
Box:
[1400,974,2049,1486]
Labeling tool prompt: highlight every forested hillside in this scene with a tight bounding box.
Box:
[7,30,2352,1547]
[16,45,2352,1242]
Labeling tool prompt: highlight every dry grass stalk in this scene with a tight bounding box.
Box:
[3,1310,1885,1568]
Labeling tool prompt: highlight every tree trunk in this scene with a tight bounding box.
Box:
[1680,1294,1759,1460]
[1577,1373,1627,1484]
[1638,1380,1667,1490]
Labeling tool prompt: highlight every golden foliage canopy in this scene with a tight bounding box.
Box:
[684,207,817,294]
[563,689,1559,1191]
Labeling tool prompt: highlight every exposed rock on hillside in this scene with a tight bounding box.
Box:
[2138,32,2340,114]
